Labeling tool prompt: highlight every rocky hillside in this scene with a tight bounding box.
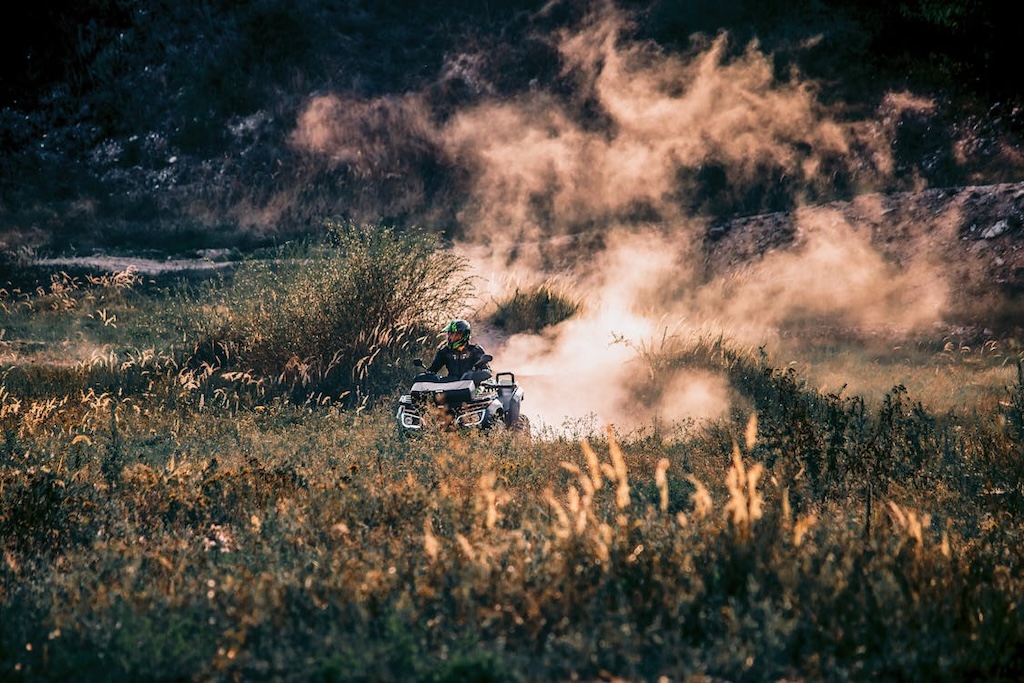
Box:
[2,0,1023,335]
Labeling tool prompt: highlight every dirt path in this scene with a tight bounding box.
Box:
[33,254,237,275]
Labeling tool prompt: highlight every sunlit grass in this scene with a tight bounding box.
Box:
[2,385,1021,680]
[488,278,582,334]
[1,246,1022,682]
[771,334,1024,411]
[0,267,155,364]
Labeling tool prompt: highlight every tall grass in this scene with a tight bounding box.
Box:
[1,267,144,360]
[488,279,581,334]
[183,220,475,404]
[1,333,1022,681]
[1,247,1022,682]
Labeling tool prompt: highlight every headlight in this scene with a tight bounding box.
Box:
[397,405,422,429]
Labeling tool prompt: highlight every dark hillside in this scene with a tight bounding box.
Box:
[1,0,1022,258]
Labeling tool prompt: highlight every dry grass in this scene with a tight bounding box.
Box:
[1,393,1020,681]
[1,260,1022,682]
[773,335,1024,412]
[487,278,582,335]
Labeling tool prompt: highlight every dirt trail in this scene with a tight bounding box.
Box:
[33,254,237,275]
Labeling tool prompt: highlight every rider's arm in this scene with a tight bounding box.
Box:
[426,348,447,374]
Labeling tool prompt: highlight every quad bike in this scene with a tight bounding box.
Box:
[395,354,530,435]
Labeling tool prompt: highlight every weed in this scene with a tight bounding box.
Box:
[182,220,474,404]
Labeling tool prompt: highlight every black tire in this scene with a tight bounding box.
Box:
[482,409,503,431]
[512,415,531,439]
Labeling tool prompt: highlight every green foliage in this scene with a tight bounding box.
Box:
[898,0,973,30]
[489,280,581,334]
[186,220,474,403]
[425,651,516,683]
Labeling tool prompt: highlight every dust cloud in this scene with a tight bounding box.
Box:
[476,229,730,434]
[290,94,439,176]
[441,5,860,253]
[693,206,949,338]
[290,2,953,433]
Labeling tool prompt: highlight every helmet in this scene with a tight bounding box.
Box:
[445,319,471,351]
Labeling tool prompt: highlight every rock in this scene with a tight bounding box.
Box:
[982,219,1011,239]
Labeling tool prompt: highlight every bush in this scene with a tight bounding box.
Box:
[489,280,580,334]
[188,220,475,403]
[2,330,1023,682]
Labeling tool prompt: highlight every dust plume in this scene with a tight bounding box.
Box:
[474,229,735,433]
[441,4,863,256]
[692,206,949,339]
[288,2,955,432]
[458,6,951,431]
[446,5,940,431]
[288,92,450,224]
[290,94,439,174]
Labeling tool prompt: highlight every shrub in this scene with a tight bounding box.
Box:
[488,280,580,334]
[1,333,1023,682]
[187,220,474,403]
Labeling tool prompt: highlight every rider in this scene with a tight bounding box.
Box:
[427,319,489,378]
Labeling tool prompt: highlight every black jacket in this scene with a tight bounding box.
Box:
[427,343,488,378]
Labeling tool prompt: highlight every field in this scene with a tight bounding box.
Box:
[2,227,1022,683]
[4,0,1024,680]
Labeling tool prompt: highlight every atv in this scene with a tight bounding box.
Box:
[395,355,529,435]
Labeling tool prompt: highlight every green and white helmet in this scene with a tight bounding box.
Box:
[445,319,471,351]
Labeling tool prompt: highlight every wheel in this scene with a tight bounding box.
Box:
[481,410,503,431]
[511,415,531,440]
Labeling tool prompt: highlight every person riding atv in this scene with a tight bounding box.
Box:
[395,319,529,435]
[427,319,489,378]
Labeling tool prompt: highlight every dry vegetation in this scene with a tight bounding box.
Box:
[3,1,1024,680]
[1,238,1022,682]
